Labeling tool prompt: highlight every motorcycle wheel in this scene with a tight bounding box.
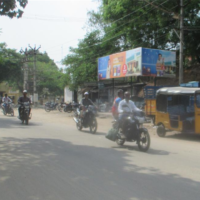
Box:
[116,138,125,146]
[137,129,150,152]
[76,119,82,131]
[90,118,97,134]
[45,106,51,112]
[3,109,7,115]
[58,105,63,112]
[67,108,72,113]
[25,114,29,125]
[11,108,14,116]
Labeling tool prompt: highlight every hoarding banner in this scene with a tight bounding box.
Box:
[98,47,176,80]
[98,48,142,80]
[142,48,176,77]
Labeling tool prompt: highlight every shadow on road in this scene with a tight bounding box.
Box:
[113,145,170,155]
[165,133,200,143]
[0,116,42,129]
[0,137,199,200]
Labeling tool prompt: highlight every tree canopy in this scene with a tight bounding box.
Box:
[63,0,200,89]
[0,0,28,18]
[0,43,65,96]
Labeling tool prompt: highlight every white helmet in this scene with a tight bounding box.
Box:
[23,90,27,93]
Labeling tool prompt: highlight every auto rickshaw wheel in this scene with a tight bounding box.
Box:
[157,125,166,137]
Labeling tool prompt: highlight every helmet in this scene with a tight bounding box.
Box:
[23,90,27,93]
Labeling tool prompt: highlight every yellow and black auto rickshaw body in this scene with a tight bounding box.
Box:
[155,87,200,137]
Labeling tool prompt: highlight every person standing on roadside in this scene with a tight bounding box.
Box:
[111,89,124,119]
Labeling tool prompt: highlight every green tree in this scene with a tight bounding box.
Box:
[0,0,28,18]
[101,0,200,62]
[0,43,23,90]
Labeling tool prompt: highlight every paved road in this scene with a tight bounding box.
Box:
[0,109,200,200]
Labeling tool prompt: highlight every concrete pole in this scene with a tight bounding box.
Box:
[179,0,184,84]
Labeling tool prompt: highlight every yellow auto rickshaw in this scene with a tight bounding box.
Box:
[155,87,200,137]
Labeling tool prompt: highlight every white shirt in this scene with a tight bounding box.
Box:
[118,99,140,114]
[2,97,12,103]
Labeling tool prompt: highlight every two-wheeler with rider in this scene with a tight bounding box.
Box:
[111,110,150,152]
[18,102,32,125]
[73,105,98,134]
[1,102,14,116]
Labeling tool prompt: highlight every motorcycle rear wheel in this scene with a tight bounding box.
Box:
[58,105,63,112]
[116,138,125,146]
[90,118,97,134]
[137,129,150,152]
[11,108,14,116]
[76,119,82,131]
[45,106,51,112]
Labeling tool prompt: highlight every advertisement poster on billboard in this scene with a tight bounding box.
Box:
[98,48,142,80]
[98,47,176,80]
[142,48,176,77]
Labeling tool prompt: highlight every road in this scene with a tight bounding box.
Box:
[0,109,200,200]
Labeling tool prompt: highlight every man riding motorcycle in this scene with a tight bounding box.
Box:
[80,92,95,118]
[2,94,12,113]
[18,90,32,118]
[118,91,141,138]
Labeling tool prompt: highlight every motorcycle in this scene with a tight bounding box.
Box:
[19,102,31,125]
[57,103,67,112]
[1,102,14,116]
[112,110,150,152]
[63,102,73,113]
[73,105,98,134]
[44,102,58,112]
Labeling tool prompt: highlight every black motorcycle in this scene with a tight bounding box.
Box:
[1,102,14,116]
[73,105,98,134]
[19,102,31,125]
[63,102,73,113]
[57,103,67,112]
[112,110,150,152]
[44,102,58,112]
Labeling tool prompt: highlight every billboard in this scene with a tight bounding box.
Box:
[98,47,176,80]
[142,48,176,77]
[98,48,142,80]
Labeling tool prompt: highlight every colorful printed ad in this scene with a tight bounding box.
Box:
[142,48,176,77]
[98,48,142,80]
[98,47,176,80]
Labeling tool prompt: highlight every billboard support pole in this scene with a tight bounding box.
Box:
[154,77,157,86]
[113,79,115,101]
[131,77,133,96]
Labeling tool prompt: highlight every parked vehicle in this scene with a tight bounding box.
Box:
[143,86,174,124]
[58,103,67,112]
[108,110,150,152]
[18,102,31,125]
[155,87,200,137]
[63,102,73,113]
[44,102,58,112]
[1,102,14,116]
[73,105,98,134]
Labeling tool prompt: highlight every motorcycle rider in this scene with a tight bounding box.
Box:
[2,94,12,113]
[112,89,124,119]
[18,90,32,118]
[80,92,95,118]
[118,91,141,138]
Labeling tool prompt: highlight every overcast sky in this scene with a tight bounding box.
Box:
[0,0,99,68]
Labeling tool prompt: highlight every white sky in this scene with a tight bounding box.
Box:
[0,0,99,68]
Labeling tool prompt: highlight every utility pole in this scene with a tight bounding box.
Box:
[179,0,184,84]
[20,48,29,90]
[29,45,41,106]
